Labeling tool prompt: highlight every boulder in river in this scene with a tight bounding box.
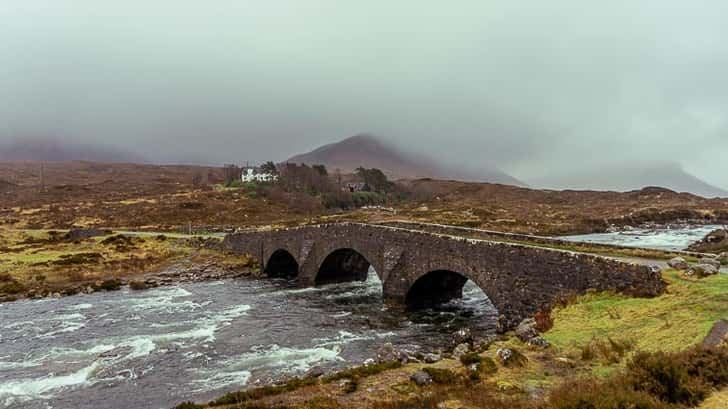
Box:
[685,264,719,278]
[452,328,473,346]
[687,228,728,253]
[667,257,689,270]
[422,353,441,364]
[376,342,408,363]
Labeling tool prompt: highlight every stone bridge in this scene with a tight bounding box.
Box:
[222,223,665,330]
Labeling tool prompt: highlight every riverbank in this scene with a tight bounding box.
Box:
[176,269,728,409]
[0,228,254,302]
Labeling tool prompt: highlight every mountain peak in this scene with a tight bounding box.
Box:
[287,135,524,185]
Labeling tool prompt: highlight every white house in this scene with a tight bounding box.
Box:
[242,167,278,183]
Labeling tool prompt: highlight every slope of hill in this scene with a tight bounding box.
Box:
[0,138,147,164]
[287,134,524,186]
[529,162,728,199]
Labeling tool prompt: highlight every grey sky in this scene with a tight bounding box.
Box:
[2,1,728,188]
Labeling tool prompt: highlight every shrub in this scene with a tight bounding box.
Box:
[579,337,634,363]
[551,346,728,409]
[548,378,667,409]
[343,378,358,393]
[502,348,529,368]
[459,352,483,366]
[0,280,26,295]
[534,308,554,332]
[323,361,401,383]
[173,402,204,409]
[210,377,318,406]
[422,367,458,384]
[94,279,122,292]
[129,280,150,291]
[352,191,386,207]
[479,357,498,375]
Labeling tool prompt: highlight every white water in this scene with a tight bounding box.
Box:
[563,224,722,251]
[0,271,496,409]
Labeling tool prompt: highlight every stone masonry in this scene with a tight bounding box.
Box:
[222,223,666,330]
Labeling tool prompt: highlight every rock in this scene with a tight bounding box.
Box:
[688,229,728,252]
[527,336,550,348]
[474,336,495,351]
[304,366,325,378]
[702,319,728,348]
[685,264,719,278]
[453,328,473,346]
[423,353,441,364]
[65,228,109,241]
[667,257,689,270]
[452,343,471,360]
[410,370,432,386]
[702,258,721,269]
[515,318,539,342]
[496,348,513,364]
[376,342,407,363]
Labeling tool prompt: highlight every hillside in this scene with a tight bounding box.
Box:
[287,134,524,186]
[530,162,728,198]
[0,138,147,164]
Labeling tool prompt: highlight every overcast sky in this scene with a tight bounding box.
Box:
[2,1,728,188]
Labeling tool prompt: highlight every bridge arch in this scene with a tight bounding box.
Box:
[264,248,299,279]
[315,248,374,285]
[405,269,470,308]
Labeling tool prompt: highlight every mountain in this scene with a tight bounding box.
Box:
[286,134,524,186]
[529,162,728,198]
[0,138,147,164]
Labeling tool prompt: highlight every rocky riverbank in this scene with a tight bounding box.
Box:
[175,269,728,409]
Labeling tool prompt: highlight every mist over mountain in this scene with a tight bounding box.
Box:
[530,162,728,198]
[0,138,147,164]
[287,134,525,186]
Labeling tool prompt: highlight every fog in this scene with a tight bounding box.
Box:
[1,1,727,190]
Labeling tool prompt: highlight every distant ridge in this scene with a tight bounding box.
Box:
[0,138,147,164]
[530,162,728,198]
[287,134,525,186]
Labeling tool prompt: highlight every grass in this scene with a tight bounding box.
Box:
[0,228,197,297]
[544,269,728,354]
[323,361,402,383]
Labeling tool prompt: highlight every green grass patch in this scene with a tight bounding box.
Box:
[544,270,728,354]
[422,367,459,384]
[323,361,402,383]
[208,377,318,406]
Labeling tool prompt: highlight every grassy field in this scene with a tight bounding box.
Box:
[0,228,221,299]
[545,269,728,353]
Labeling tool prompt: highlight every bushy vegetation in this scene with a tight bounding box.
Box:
[323,361,402,383]
[352,191,387,207]
[550,346,728,409]
[422,367,458,384]
[208,377,318,406]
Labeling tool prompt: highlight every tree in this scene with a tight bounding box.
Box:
[312,164,328,176]
[260,161,278,176]
[355,167,393,193]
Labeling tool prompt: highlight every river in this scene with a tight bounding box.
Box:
[562,224,722,251]
[0,270,496,409]
[1,224,718,409]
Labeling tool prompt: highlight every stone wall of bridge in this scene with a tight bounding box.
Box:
[222,223,666,330]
